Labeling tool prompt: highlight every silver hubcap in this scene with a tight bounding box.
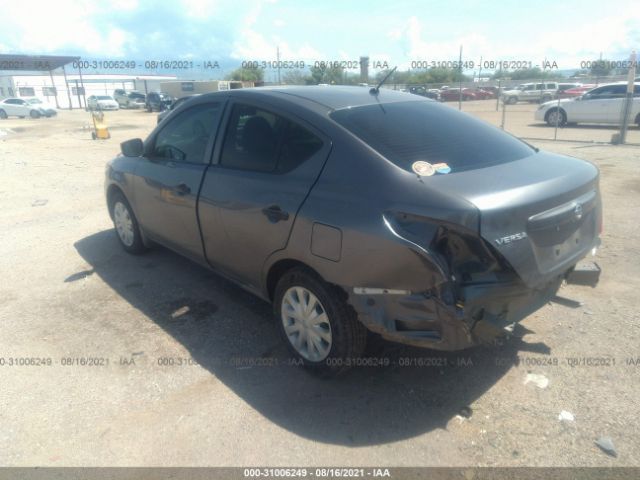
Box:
[549,111,561,124]
[113,202,135,247]
[281,286,332,362]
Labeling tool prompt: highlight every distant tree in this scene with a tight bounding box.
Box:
[282,70,309,85]
[570,69,589,79]
[307,65,345,85]
[226,67,264,82]
[376,67,469,87]
[589,59,613,77]
[490,67,558,81]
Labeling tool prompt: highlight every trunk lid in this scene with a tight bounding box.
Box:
[428,151,601,287]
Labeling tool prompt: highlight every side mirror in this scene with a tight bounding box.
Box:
[120,138,144,157]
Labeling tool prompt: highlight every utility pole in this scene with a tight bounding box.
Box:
[458,45,463,110]
[617,50,636,144]
[276,46,281,85]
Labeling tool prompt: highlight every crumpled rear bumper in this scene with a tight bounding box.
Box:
[346,275,566,351]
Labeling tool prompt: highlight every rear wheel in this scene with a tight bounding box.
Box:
[30,110,41,119]
[0,109,7,119]
[274,268,367,376]
[110,192,146,254]
[545,108,566,126]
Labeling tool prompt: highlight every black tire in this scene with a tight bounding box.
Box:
[507,96,517,105]
[545,108,567,126]
[274,267,367,377]
[635,114,640,127]
[0,109,7,119]
[30,110,41,119]
[541,95,552,103]
[109,192,146,254]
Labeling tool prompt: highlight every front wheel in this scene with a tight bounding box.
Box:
[507,96,517,105]
[30,110,41,119]
[0,109,7,119]
[110,192,146,254]
[274,268,367,376]
[546,108,566,126]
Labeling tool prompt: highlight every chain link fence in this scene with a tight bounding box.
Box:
[376,76,640,145]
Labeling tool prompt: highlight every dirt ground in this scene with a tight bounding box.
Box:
[0,101,639,468]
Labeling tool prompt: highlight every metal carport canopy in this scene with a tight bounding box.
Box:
[0,54,79,71]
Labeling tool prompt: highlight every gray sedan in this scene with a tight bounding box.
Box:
[105,86,602,375]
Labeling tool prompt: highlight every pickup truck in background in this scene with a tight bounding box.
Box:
[502,82,559,104]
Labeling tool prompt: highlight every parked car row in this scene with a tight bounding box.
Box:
[87,90,175,112]
[405,85,498,102]
[535,82,640,126]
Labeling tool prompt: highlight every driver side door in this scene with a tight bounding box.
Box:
[133,100,225,262]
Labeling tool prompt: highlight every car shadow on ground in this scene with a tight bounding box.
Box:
[74,230,550,446]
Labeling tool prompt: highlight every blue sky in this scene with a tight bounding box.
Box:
[1,0,638,77]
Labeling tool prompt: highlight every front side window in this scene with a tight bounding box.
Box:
[220,104,323,173]
[586,85,625,99]
[152,102,221,164]
[331,101,534,174]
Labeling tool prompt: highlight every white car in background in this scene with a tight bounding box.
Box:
[0,97,49,119]
[87,95,119,111]
[535,82,640,126]
[25,98,57,117]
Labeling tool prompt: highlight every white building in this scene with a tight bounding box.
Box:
[0,73,177,109]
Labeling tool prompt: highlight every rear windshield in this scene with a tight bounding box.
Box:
[330,101,534,174]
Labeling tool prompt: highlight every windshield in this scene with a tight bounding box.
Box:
[97,96,112,100]
[331,101,535,174]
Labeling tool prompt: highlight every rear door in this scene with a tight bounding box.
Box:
[198,101,330,289]
[133,101,225,261]
[605,84,633,124]
[572,85,618,123]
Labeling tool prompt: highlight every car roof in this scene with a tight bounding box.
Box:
[203,86,427,112]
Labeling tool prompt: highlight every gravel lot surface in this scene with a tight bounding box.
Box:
[0,101,638,467]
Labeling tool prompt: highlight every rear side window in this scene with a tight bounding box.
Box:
[220,104,323,173]
[331,101,534,174]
